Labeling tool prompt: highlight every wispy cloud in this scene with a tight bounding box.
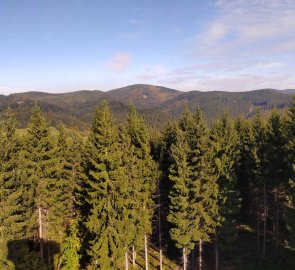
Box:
[136,65,166,80]
[106,53,132,73]
[128,19,143,25]
[193,0,295,59]
[0,86,18,95]
[157,73,293,91]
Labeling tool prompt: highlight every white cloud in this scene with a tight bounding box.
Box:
[128,19,142,25]
[193,0,295,59]
[106,53,132,73]
[0,86,18,95]
[136,65,166,80]
[208,22,227,40]
[157,73,294,92]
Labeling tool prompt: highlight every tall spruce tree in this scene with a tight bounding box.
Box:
[168,108,218,270]
[283,97,295,249]
[48,126,73,251]
[57,220,80,270]
[252,111,268,254]
[118,124,140,268]
[235,117,260,220]
[0,110,28,269]
[209,113,240,269]
[167,127,194,270]
[124,106,158,268]
[84,102,127,269]
[22,105,60,267]
[265,110,288,248]
[179,108,219,269]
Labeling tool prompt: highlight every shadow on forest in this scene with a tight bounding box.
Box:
[7,239,60,270]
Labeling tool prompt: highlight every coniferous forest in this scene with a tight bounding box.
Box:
[0,97,295,270]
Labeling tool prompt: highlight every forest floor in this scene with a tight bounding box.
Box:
[132,245,180,270]
[220,224,295,270]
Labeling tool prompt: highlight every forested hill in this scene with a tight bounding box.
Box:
[0,84,293,129]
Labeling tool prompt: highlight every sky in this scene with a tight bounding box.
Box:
[0,0,295,94]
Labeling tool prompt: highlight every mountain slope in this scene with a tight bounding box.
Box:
[0,85,293,129]
[108,84,182,108]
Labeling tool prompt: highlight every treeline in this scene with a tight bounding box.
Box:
[0,98,294,270]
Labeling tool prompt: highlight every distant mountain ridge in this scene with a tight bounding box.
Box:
[0,84,293,129]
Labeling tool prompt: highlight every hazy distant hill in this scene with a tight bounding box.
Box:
[108,84,182,108]
[281,89,295,94]
[0,85,293,129]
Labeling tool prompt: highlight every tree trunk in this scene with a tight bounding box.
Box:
[132,246,136,266]
[215,236,218,270]
[47,238,51,265]
[257,198,260,248]
[38,206,44,262]
[199,239,202,270]
[273,192,276,238]
[183,247,187,270]
[125,251,129,270]
[158,187,163,270]
[145,234,149,270]
[159,248,163,270]
[263,182,266,256]
[276,187,279,250]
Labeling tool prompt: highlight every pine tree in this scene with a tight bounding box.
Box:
[283,97,295,249]
[265,110,288,248]
[235,117,259,219]
[118,124,140,268]
[124,106,158,268]
[252,110,268,254]
[57,220,80,270]
[0,110,28,269]
[22,105,60,267]
[46,125,73,251]
[158,122,179,260]
[84,102,127,269]
[167,127,194,270]
[179,108,219,269]
[209,113,240,269]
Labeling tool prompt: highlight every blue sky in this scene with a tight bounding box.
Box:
[0,0,295,94]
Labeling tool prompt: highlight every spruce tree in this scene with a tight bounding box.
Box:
[265,110,288,248]
[84,102,127,269]
[57,220,80,270]
[0,110,28,269]
[124,106,158,268]
[118,124,140,267]
[22,105,60,267]
[167,127,194,270]
[167,108,219,269]
[283,97,295,248]
[252,110,268,254]
[235,117,259,219]
[42,125,73,253]
[209,113,240,268]
[179,108,219,269]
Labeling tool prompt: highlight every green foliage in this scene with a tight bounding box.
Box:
[283,97,295,249]
[124,106,158,250]
[0,110,28,269]
[168,126,194,251]
[2,94,295,269]
[209,113,241,250]
[58,220,80,270]
[235,117,260,217]
[83,102,127,269]
[265,110,288,188]
[0,85,292,130]
[168,108,219,254]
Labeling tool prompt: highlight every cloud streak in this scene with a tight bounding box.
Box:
[106,53,132,73]
[193,0,295,59]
